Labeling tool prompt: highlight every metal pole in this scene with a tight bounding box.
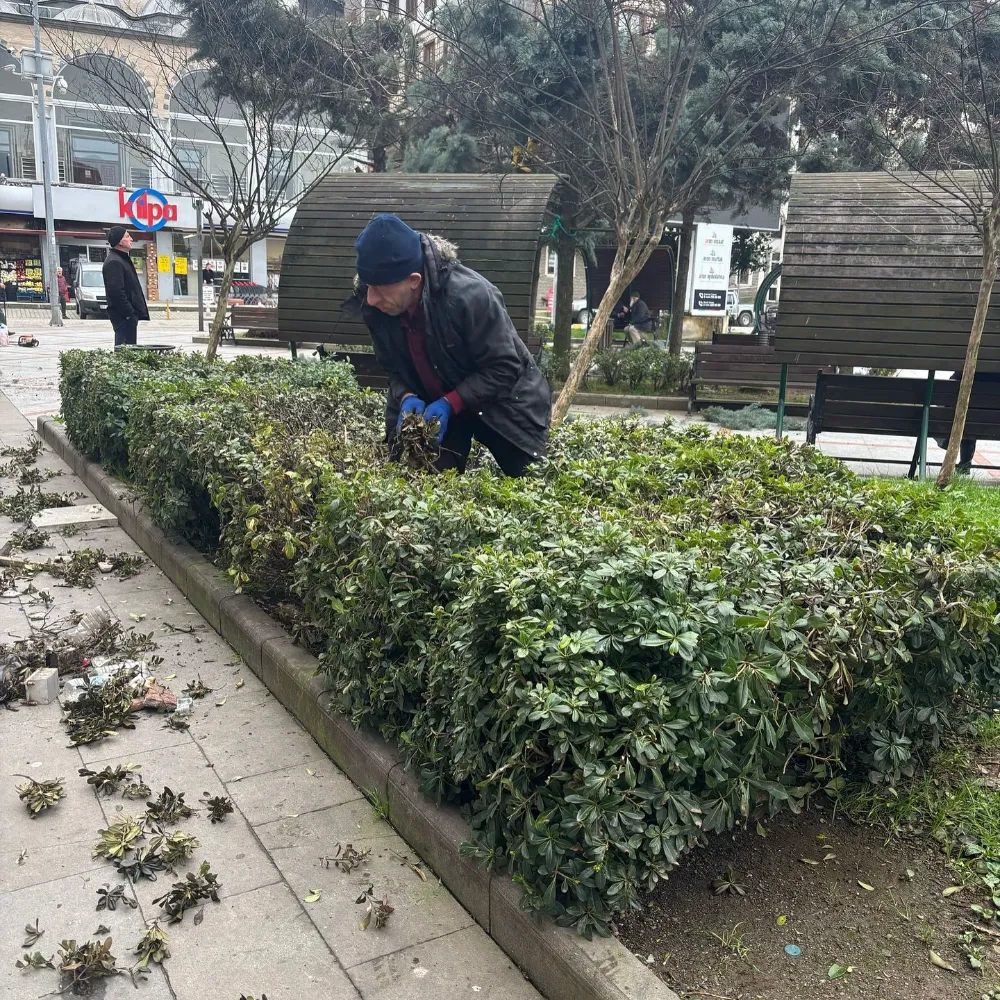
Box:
[550,249,558,332]
[918,369,936,482]
[195,199,204,333]
[775,363,788,439]
[33,0,61,327]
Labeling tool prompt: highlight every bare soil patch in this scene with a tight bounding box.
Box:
[618,806,998,1000]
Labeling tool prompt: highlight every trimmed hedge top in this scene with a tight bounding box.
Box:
[60,349,1000,935]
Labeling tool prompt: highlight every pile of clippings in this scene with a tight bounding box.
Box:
[396,411,441,471]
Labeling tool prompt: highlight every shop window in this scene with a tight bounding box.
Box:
[0,128,12,177]
[70,133,122,187]
[175,143,207,191]
[422,40,436,66]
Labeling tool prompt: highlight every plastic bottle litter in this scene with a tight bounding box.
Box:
[60,678,91,705]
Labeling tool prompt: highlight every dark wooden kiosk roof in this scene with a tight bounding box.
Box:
[776,171,1000,372]
[278,173,559,348]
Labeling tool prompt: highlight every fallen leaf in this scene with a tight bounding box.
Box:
[129,613,146,622]
[755,822,767,838]
[905,869,915,880]
[162,674,176,681]
[942,886,963,897]
[777,915,787,926]
[303,890,322,903]
[929,950,957,972]
[94,924,110,936]
[828,963,851,980]
[800,858,820,866]
[360,908,371,930]
[411,865,428,882]
[216,698,227,707]
[193,908,204,926]
[823,853,837,861]
[306,768,315,776]
[235,678,245,689]
[283,813,299,819]
[858,881,875,891]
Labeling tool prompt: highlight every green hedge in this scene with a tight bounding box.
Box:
[60,350,1000,935]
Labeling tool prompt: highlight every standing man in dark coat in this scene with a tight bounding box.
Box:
[102,226,149,348]
[347,213,551,476]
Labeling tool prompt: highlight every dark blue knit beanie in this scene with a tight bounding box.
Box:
[354,213,423,286]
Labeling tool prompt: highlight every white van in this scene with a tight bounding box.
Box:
[74,264,108,319]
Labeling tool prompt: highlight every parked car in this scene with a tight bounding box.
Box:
[74,264,108,319]
[571,297,592,326]
[726,290,755,328]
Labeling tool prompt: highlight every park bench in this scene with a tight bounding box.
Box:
[689,340,831,410]
[806,372,1000,475]
[221,304,278,342]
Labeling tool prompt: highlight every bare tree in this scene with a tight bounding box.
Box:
[54,4,364,359]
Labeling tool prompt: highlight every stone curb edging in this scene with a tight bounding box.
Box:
[38,416,679,1000]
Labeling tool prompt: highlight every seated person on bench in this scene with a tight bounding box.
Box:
[615,292,654,348]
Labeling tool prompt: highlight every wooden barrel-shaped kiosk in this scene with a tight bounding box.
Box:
[777,170,1000,371]
[278,173,560,373]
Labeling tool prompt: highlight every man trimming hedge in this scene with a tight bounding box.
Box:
[346,213,551,476]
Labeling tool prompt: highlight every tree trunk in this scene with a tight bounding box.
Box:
[669,209,695,355]
[204,255,238,362]
[553,235,575,360]
[936,224,998,488]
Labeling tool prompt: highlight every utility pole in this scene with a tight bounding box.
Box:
[29,0,62,327]
[194,198,204,332]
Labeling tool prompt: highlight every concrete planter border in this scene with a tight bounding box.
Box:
[38,416,678,1000]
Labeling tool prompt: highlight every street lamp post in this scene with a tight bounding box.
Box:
[27,0,62,327]
[194,198,204,333]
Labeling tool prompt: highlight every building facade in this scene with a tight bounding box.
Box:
[0,0,340,307]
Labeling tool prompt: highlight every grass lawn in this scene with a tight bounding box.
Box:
[891,478,1000,542]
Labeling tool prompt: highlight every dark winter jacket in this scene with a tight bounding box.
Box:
[628,297,654,333]
[102,249,149,324]
[344,233,552,459]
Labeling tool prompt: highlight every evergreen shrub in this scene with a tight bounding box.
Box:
[60,351,1000,935]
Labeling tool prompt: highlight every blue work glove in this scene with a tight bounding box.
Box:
[396,395,426,431]
[423,397,453,445]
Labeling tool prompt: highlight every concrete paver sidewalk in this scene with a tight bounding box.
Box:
[0,392,539,1000]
